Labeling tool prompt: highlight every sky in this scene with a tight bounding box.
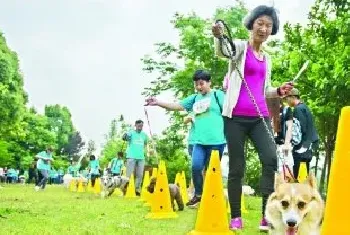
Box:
[0,0,315,153]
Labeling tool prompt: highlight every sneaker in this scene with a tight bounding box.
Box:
[34,186,40,192]
[229,217,243,230]
[135,191,141,196]
[259,218,269,232]
[186,195,201,208]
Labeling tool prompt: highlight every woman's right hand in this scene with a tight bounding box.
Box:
[145,97,158,106]
[183,116,193,124]
[212,22,224,38]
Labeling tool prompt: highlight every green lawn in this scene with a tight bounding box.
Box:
[0,184,267,235]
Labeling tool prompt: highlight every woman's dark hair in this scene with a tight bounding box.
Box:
[90,155,96,160]
[193,70,211,82]
[244,5,280,35]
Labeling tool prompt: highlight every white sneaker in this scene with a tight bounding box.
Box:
[35,186,40,192]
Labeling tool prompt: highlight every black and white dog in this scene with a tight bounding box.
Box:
[101,175,129,198]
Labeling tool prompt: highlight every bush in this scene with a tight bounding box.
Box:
[163,150,191,186]
[244,141,262,195]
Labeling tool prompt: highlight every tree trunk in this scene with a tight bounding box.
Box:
[326,147,332,187]
[319,153,328,194]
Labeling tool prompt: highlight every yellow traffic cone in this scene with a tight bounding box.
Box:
[125,173,137,198]
[174,172,180,184]
[139,171,151,202]
[69,178,76,192]
[121,166,126,177]
[322,106,350,235]
[77,178,85,193]
[144,167,159,207]
[180,171,189,204]
[188,150,231,234]
[93,178,101,194]
[298,162,308,183]
[145,160,178,219]
[151,167,158,178]
[87,180,93,193]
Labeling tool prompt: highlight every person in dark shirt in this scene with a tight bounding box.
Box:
[284,88,319,179]
[27,162,38,184]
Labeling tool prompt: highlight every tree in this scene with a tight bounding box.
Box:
[100,116,131,167]
[142,3,248,98]
[0,140,11,167]
[0,31,83,169]
[271,0,349,192]
[141,2,250,182]
[44,104,75,154]
[63,131,85,159]
[0,33,28,141]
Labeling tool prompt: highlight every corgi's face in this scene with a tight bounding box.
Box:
[269,174,321,234]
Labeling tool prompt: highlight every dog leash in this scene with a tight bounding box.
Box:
[215,19,296,182]
[144,107,159,162]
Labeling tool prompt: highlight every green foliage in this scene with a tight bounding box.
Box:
[142,4,248,98]
[0,140,11,167]
[0,33,27,140]
[165,149,191,185]
[45,104,75,153]
[271,0,349,192]
[0,32,82,169]
[100,115,132,167]
[244,141,262,194]
[141,3,251,186]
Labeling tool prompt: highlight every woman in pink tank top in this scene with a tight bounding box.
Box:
[213,5,294,232]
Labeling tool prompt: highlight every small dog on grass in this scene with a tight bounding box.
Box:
[101,175,129,198]
[265,173,324,235]
[147,177,184,211]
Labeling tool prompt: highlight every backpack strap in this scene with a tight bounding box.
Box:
[214,91,223,113]
[110,158,116,171]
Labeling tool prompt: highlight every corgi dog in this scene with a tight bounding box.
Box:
[265,173,324,235]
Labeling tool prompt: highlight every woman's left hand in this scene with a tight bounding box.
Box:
[279,82,294,96]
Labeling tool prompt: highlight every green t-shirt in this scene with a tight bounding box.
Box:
[180,90,226,145]
[67,163,81,177]
[89,160,100,175]
[110,158,124,174]
[36,151,53,170]
[187,123,196,145]
[126,130,149,160]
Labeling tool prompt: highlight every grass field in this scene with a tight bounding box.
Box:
[0,184,267,235]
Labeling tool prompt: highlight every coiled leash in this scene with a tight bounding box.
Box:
[215,19,295,182]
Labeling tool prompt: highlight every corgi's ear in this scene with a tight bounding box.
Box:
[305,173,317,189]
[274,172,285,191]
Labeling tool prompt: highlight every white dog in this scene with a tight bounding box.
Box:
[101,175,129,198]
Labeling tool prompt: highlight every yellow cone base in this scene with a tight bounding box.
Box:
[145,211,178,219]
[188,231,233,235]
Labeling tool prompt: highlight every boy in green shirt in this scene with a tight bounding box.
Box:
[108,152,124,176]
[145,70,226,208]
[35,146,54,191]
